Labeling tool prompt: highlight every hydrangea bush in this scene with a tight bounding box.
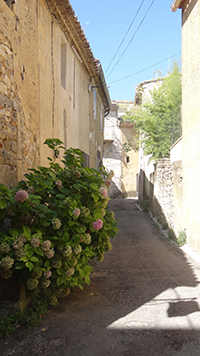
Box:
[0,139,117,306]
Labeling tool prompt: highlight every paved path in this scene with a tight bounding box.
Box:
[1,198,200,355]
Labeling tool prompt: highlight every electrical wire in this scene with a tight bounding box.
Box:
[105,0,146,74]
[108,51,181,85]
[106,0,156,79]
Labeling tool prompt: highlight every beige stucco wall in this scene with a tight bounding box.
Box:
[38,0,91,166]
[181,0,200,252]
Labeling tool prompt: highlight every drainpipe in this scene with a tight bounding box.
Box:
[97,61,111,117]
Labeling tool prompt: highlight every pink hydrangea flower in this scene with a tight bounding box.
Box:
[99,187,107,199]
[45,248,55,259]
[105,180,111,187]
[15,190,29,203]
[93,219,103,230]
[42,240,51,251]
[73,208,80,217]
[44,271,52,278]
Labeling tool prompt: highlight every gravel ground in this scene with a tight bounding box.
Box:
[1,198,200,356]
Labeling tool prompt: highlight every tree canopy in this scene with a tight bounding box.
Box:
[122,61,182,161]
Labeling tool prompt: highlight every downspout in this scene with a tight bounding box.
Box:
[97,62,111,117]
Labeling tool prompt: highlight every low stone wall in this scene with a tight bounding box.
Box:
[151,158,174,228]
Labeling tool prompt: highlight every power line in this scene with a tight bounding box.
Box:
[105,0,146,74]
[108,52,181,85]
[106,0,156,79]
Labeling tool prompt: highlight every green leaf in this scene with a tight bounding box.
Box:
[0,198,7,209]
[24,243,32,250]
[93,209,103,220]
[35,247,44,256]
[68,221,74,226]
[91,193,99,202]
[49,171,56,180]
[33,265,41,273]
[56,276,65,287]
[23,225,31,238]
[44,261,50,268]
[85,276,91,285]
[57,229,63,237]
[84,265,93,274]
[26,249,34,258]
[40,219,51,227]
[30,256,39,262]
[9,229,19,238]
[56,194,65,199]
[25,261,33,271]
[90,183,98,190]
[62,233,69,242]
[56,268,64,275]
[20,256,28,262]
[14,262,24,270]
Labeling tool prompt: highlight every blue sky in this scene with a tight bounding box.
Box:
[70,0,182,101]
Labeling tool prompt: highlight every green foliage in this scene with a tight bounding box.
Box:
[0,296,49,337]
[168,227,176,241]
[0,139,118,310]
[122,61,182,160]
[176,230,187,247]
[167,227,186,247]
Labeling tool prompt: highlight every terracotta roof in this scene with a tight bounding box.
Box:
[46,0,111,113]
[171,0,187,11]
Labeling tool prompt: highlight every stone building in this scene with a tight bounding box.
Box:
[0,0,110,187]
[103,101,139,198]
[171,0,200,253]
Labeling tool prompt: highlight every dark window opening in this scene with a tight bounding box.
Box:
[126,156,130,163]
[61,40,67,90]
[82,151,90,168]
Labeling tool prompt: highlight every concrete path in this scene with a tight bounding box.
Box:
[1,198,200,355]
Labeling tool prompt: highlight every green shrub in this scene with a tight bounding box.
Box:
[161,220,168,230]
[0,139,118,307]
[168,227,176,241]
[176,230,187,247]
[167,227,187,247]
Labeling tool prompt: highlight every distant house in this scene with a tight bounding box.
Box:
[0,0,110,187]
[103,101,139,198]
[171,0,200,253]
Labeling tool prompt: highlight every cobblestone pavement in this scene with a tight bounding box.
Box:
[1,198,200,356]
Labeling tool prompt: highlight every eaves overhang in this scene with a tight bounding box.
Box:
[46,0,110,114]
[171,0,187,11]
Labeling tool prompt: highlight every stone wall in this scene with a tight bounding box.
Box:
[0,29,38,187]
[151,158,174,228]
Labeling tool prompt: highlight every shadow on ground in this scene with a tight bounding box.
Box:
[1,198,200,356]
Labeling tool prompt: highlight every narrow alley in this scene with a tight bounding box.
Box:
[1,198,200,356]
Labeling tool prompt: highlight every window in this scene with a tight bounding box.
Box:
[126,156,130,163]
[61,40,66,89]
[4,0,14,9]
[93,88,97,119]
[82,151,90,168]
